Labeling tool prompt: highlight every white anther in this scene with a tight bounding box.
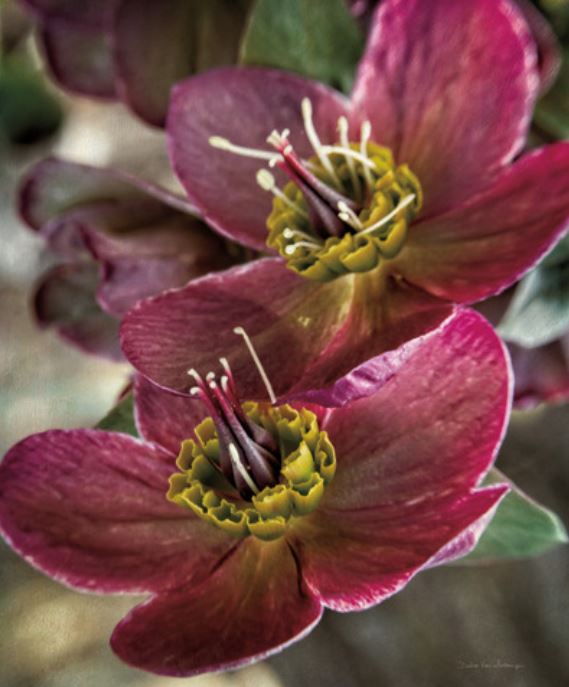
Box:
[209,135,281,162]
[233,326,277,404]
[359,121,375,190]
[337,116,361,201]
[337,201,363,230]
[219,357,232,376]
[187,368,202,383]
[359,194,416,236]
[206,371,216,382]
[283,226,321,243]
[301,98,342,190]
[208,379,217,389]
[189,386,201,396]
[228,443,260,495]
[256,170,308,218]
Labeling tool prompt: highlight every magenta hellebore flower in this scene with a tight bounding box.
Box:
[21,157,237,359]
[0,310,510,676]
[121,0,569,405]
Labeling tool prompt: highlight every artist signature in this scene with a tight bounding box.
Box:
[457,659,525,671]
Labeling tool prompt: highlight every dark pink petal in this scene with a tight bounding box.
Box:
[398,143,569,303]
[320,308,511,510]
[34,263,123,361]
[351,0,539,216]
[19,157,196,232]
[134,374,207,455]
[113,0,248,127]
[293,486,507,611]
[83,215,234,316]
[0,429,235,594]
[23,1,118,99]
[515,0,560,94]
[111,539,322,677]
[121,257,354,398]
[167,68,349,250]
[510,338,569,409]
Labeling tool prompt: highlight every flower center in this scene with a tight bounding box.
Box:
[210,99,422,282]
[167,328,336,541]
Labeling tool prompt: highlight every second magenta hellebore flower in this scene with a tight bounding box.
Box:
[0,311,510,676]
[122,0,569,403]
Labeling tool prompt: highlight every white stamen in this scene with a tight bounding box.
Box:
[220,374,231,395]
[228,443,260,495]
[337,201,363,230]
[301,98,342,190]
[359,121,375,190]
[337,116,361,201]
[209,135,281,162]
[219,357,232,377]
[256,170,308,218]
[206,371,216,382]
[187,368,202,383]
[233,326,277,404]
[283,226,322,244]
[359,194,416,236]
[321,146,376,169]
[284,241,321,255]
[189,386,201,396]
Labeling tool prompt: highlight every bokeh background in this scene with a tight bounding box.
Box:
[1,1,568,685]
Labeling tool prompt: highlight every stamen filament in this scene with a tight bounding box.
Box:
[256,170,308,218]
[209,136,281,163]
[228,444,260,495]
[321,145,376,169]
[283,227,323,244]
[337,116,361,202]
[359,194,416,236]
[359,121,375,190]
[233,326,277,404]
[301,98,342,190]
[285,241,321,255]
[337,201,363,230]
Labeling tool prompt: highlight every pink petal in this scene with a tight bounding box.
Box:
[83,214,233,316]
[121,257,354,398]
[0,429,235,594]
[397,143,569,303]
[510,337,569,409]
[110,539,322,677]
[351,0,539,216]
[320,308,511,510]
[293,486,507,611]
[134,374,207,455]
[23,1,118,99]
[34,263,123,361]
[113,0,248,127]
[167,68,349,250]
[515,0,561,95]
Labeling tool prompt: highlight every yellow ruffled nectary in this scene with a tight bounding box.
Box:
[168,403,336,542]
[267,142,422,282]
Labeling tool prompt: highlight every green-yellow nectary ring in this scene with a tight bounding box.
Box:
[168,403,336,542]
[266,142,423,282]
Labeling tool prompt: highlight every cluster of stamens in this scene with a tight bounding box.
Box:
[168,328,336,541]
[210,99,422,281]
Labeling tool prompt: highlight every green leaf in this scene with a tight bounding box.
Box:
[463,468,568,562]
[498,257,569,348]
[95,393,138,437]
[240,0,364,92]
